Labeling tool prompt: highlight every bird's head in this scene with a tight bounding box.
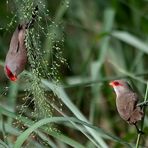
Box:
[5,65,17,81]
[109,80,131,96]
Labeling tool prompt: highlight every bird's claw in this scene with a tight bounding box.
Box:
[138,130,144,135]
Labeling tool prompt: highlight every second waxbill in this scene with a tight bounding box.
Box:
[4,6,38,81]
[4,24,27,81]
[109,80,143,132]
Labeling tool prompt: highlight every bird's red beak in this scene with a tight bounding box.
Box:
[5,65,17,81]
[10,75,17,81]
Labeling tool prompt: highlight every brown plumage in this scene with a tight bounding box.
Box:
[4,6,38,81]
[109,80,143,125]
[4,24,27,81]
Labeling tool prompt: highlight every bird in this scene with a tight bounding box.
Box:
[4,6,38,81]
[109,80,144,133]
[4,24,27,81]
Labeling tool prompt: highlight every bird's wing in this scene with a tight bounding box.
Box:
[8,27,20,54]
[116,92,138,121]
[125,93,138,118]
[8,24,26,55]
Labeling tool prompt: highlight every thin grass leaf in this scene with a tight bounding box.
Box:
[0,105,85,148]
[37,132,57,148]
[7,81,18,125]
[91,8,115,80]
[14,117,132,148]
[109,61,146,84]
[49,101,98,146]
[14,117,85,148]
[89,8,115,125]
[136,82,148,147]
[111,31,148,54]
[0,139,9,148]
[42,79,108,148]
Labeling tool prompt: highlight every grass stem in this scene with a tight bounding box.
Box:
[135,81,148,148]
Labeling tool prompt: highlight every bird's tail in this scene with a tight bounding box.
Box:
[128,107,143,124]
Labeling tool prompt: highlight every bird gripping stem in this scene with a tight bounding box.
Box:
[134,123,144,135]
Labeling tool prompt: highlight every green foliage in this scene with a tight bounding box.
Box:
[0,0,148,147]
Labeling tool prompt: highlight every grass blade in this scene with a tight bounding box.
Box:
[112,31,148,54]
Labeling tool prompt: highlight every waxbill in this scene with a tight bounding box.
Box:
[4,24,27,81]
[4,6,38,81]
[109,80,144,132]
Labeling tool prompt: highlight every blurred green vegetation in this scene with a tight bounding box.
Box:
[0,0,148,147]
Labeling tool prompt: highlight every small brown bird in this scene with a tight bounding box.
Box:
[4,6,38,81]
[109,80,144,133]
[4,24,27,81]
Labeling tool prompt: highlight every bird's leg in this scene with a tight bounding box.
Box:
[134,123,144,134]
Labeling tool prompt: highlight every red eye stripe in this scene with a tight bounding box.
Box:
[5,65,17,81]
[109,81,123,87]
[113,81,120,86]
